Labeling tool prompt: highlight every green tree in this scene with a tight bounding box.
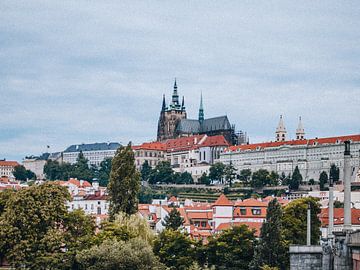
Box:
[308,178,315,185]
[289,166,302,190]
[98,158,112,187]
[198,172,211,185]
[224,163,237,187]
[251,169,269,188]
[76,238,165,270]
[71,151,94,182]
[319,171,328,191]
[153,229,196,270]
[209,162,225,183]
[334,200,344,208]
[13,165,36,180]
[162,207,184,230]
[43,160,73,180]
[0,183,95,269]
[207,225,256,270]
[108,143,141,219]
[141,160,152,182]
[239,169,252,185]
[282,197,321,245]
[178,171,194,184]
[251,199,287,270]
[267,171,279,186]
[0,188,15,215]
[330,164,340,183]
[149,161,174,184]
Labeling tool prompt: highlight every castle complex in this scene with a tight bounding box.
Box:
[157,80,246,145]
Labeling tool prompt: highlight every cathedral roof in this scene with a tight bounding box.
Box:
[176,115,232,134]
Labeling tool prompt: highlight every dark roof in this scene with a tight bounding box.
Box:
[64,142,121,153]
[176,116,232,134]
[201,116,232,132]
[176,119,201,133]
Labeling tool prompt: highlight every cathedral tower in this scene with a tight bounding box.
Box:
[275,115,287,142]
[296,116,305,140]
[157,79,187,141]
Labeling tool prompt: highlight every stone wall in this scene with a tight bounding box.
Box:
[289,245,323,270]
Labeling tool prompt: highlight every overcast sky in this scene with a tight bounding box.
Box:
[1,1,359,161]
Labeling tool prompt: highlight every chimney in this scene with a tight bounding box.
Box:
[343,140,352,231]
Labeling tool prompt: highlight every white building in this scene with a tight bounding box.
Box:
[221,134,360,182]
[63,142,121,167]
[0,160,19,178]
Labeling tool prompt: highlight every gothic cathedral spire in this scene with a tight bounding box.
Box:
[171,78,179,107]
[198,92,204,122]
[161,94,166,112]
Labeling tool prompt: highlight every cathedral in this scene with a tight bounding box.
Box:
[157,80,245,145]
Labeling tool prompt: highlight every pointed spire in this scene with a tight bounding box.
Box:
[275,115,287,142]
[198,92,204,122]
[161,94,166,112]
[296,116,305,140]
[171,78,180,108]
[181,96,185,110]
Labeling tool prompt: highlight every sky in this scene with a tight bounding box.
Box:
[1,1,359,161]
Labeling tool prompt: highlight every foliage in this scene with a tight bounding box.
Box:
[334,200,344,208]
[71,152,94,181]
[279,172,291,186]
[251,169,269,188]
[0,183,95,269]
[178,171,194,184]
[289,166,302,190]
[282,197,321,245]
[209,162,225,183]
[239,169,252,184]
[251,199,287,270]
[0,188,15,215]
[13,165,36,180]
[153,229,196,270]
[44,160,73,180]
[330,164,340,182]
[162,207,184,230]
[319,171,328,191]
[98,158,112,187]
[308,178,315,185]
[76,238,166,270]
[108,143,141,219]
[224,163,237,187]
[141,160,152,181]
[198,172,211,185]
[95,212,154,245]
[149,161,174,184]
[207,225,256,270]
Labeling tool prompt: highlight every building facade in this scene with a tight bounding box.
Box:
[0,160,20,178]
[63,142,121,166]
[157,80,246,145]
[221,134,360,182]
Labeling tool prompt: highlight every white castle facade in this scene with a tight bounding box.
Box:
[220,116,360,182]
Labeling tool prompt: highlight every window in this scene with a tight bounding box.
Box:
[97,207,101,215]
[251,208,261,215]
[240,208,246,215]
[201,221,207,228]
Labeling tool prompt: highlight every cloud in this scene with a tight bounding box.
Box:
[0,0,359,161]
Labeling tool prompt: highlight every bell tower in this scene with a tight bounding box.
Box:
[275,115,287,142]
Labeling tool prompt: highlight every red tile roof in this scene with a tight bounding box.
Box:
[0,161,20,167]
[165,135,205,152]
[215,221,262,237]
[201,135,229,147]
[213,194,233,206]
[132,141,166,151]
[67,178,92,188]
[227,134,360,153]
[187,212,213,220]
[234,198,268,207]
[320,208,360,226]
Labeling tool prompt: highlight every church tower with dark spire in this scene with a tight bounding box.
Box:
[157,79,187,141]
[198,93,204,123]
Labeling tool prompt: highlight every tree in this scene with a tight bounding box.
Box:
[207,225,256,270]
[308,178,315,185]
[0,188,15,215]
[95,212,154,245]
[13,165,35,180]
[153,229,196,270]
[43,160,74,180]
[267,171,279,186]
[279,172,291,186]
[108,143,141,219]
[0,183,95,269]
[289,166,302,190]
[98,158,112,187]
[330,164,339,182]
[319,171,328,191]
[162,207,184,230]
[76,238,165,270]
[198,172,211,185]
[251,199,287,270]
[251,169,269,188]
[224,164,237,187]
[282,197,321,246]
[141,160,152,182]
[209,162,225,183]
[178,171,194,184]
[71,151,94,182]
[149,161,174,184]
[334,200,344,208]
[239,169,252,185]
